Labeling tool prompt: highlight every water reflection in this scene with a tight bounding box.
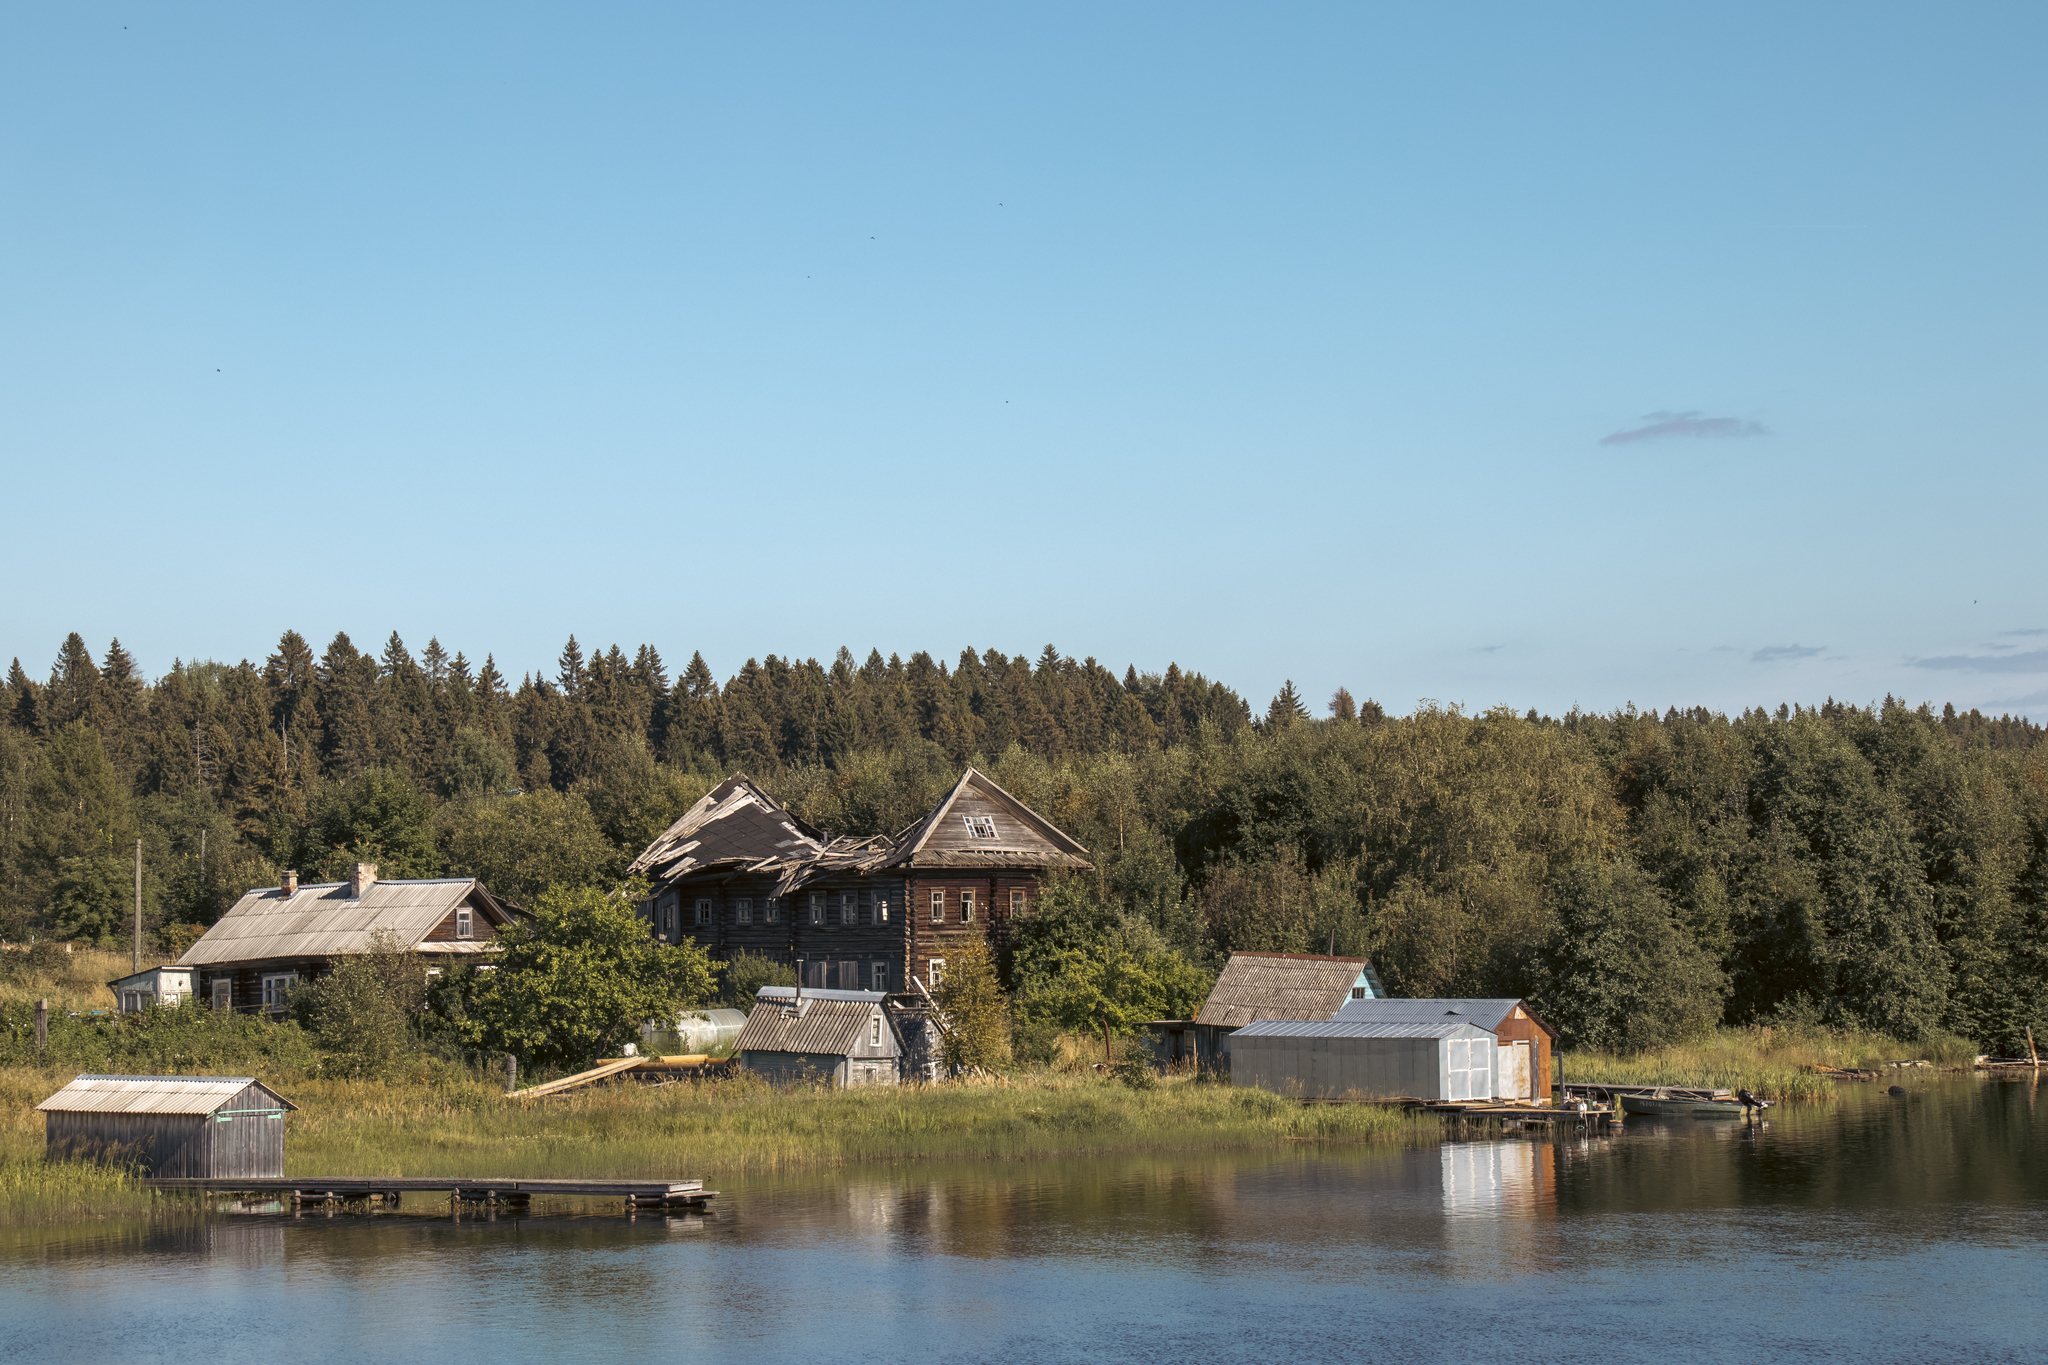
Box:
[2,1077,2042,1365]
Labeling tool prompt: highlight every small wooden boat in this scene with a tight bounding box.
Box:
[1619,1090,1748,1119]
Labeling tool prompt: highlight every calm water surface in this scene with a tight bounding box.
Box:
[3,1076,2043,1364]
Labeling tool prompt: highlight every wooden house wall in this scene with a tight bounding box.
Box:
[653,873,911,993]
[919,788,1068,859]
[905,874,1036,990]
[421,898,499,945]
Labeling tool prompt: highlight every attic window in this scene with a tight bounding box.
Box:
[456,909,473,940]
[963,815,999,839]
[1350,986,1366,1000]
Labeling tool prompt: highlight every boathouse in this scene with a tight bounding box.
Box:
[1149,951,1386,1068]
[628,770,1092,997]
[37,1074,296,1177]
[735,987,903,1087]
[1333,998,1556,1101]
[178,864,518,1013]
[1228,1019,1500,1102]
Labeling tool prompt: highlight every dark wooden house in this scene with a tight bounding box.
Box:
[177,863,518,1013]
[628,769,1092,994]
[38,1074,297,1177]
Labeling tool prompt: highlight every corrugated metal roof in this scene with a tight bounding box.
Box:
[734,997,879,1055]
[757,986,887,1004]
[36,1074,298,1115]
[1331,998,1544,1034]
[1232,1019,1493,1040]
[1196,952,1377,1027]
[178,878,490,966]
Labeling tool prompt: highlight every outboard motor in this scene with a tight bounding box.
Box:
[1738,1088,1772,1113]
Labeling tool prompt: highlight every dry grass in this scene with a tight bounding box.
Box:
[0,945,137,1014]
[1561,1024,1979,1101]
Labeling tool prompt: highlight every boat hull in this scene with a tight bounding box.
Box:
[1619,1095,1748,1119]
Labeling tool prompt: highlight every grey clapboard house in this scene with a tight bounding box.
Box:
[1228,1019,1500,1102]
[177,863,517,1013]
[1150,951,1387,1068]
[735,987,902,1087]
[37,1074,297,1177]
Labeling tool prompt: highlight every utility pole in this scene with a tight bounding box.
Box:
[133,838,143,972]
[35,998,47,1053]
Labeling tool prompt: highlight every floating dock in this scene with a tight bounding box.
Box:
[1300,1096,1615,1132]
[1560,1082,1732,1104]
[146,1176,717,1214]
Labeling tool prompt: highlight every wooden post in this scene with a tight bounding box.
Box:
[504,1054,518,1093]
[35,998,47,1053]
[133,838,143,972]
[2028,1026,2039,1070]
[1102,1017,1111,1065]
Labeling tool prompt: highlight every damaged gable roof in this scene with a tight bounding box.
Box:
[881,768,1092,871]
[1196,951,1378,1028]
[627,775,892,894]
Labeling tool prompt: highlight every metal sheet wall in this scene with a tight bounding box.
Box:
[1230,1034,1447,1100]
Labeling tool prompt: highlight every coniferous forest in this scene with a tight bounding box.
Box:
[3,629,2045,1054]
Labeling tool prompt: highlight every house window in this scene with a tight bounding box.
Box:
[695,899,712,927]
[961,889,975,923]
[842,892,858,926]
[1351,986,1366,1000]
[1011,890,1025,916]
[963,815,998,839]
[871,961,889,992]
[260,973,296,1011]
[211,979,232,1011]
[456,909,473,940]
[871,1015,882,1046]
[810,892,824,925]
[765,897,779,924]
[877,897,889,923]
[929,958,946,987]
[930,890,945,923]
[737,899,753,926]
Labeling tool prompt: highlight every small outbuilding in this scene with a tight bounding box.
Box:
[1332,998,1556,1101]
[736,987,901,1087]
[37,1074,297,1177]
[1150,951,1386,1068]
[1229,1019,1499,1102]
[108,964,196,1014]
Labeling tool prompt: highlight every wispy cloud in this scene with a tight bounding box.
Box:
[1909,650,2048,674]
[1988,689,2048,709]
[1752,644,1824,662]
[1601,411,1770,445]
[2001,627,2048,637]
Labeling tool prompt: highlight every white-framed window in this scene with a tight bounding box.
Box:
[765,897,779,924]
[455,908,473,939]
[1011,890,1025,916]
[929,958,946,987]
[737,899,753,926]
[963,815,998,839]
[261,973,297,1011]
[930,890,945,923]
[842,892,858,926]
[696,898,712,927]
[871,961,889,992]
[877,897,889,923]
[870,1015,882,1046]
[211,979,232,1011]
[1351,985,1367,1000]
[961,889,975,923]
[810,892,824,926]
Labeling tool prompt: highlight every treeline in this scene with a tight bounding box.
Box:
[4,630,2046,1054]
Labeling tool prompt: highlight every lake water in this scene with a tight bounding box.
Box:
[3,1076,2043,1364]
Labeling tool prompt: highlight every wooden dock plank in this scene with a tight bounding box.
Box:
[146,1176,710,1199]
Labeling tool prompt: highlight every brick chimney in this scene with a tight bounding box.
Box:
[350,862,378,898]
[281,870,298,897]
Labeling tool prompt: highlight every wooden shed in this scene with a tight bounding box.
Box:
[1332,998,1557,1101]
[735,988,901,1087]
[1229,1019,1500,1102]
[1150,951,1387,1068]
[37,1074,296,1177]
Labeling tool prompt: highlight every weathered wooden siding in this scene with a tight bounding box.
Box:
[421,899,499,944]
[905,874,1036,989]
[654,872,913,992]
[917,787,1068,859]
[1490,1008,1553,1100]
[44,1080,284,1178]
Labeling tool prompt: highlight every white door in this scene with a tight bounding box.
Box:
[1505,1042,1531,1100]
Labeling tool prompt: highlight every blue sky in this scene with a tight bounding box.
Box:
[4,3,2043,719]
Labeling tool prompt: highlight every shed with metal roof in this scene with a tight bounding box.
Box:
[735,987,901,1087]
[1229,1018,1501,1102]
[37,1074,296,1178]
[1332,998,1556,1101]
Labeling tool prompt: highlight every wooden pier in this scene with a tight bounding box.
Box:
[1300,1096,1615,1133]
[1560,1082,1732,1104]
[146,1176,717,1214]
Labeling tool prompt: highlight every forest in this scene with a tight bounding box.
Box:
[2,629,2044,1054]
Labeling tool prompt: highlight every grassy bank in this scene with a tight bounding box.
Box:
[1561,1024,1978,1101]
[0,1064,1428,1221]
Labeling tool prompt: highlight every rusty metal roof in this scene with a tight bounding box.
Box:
[1196,952,1379,1027]
[178,878,504,966]
[734,997,887,1056]
[36,1074,297,1116]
